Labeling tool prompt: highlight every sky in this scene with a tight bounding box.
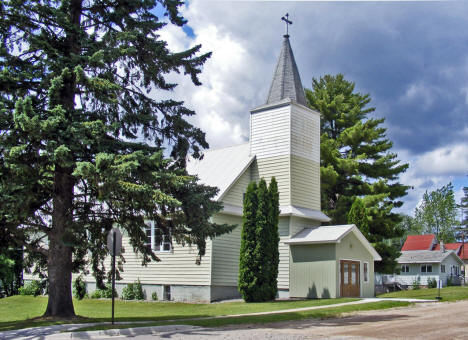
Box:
[154,1,468,216]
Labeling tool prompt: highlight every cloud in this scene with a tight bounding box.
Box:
[156,1,468,214]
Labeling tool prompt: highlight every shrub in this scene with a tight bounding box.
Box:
[121,279,144,300]
[101,283,118,298]
[151,291,158,301]
[121,283,135,300]
[18,280,42,296]
[134,279,144,300]
[447,276,453,286]
[73,276,87,300]
[90,290,101,299]
[427,278,437,289]
[412,277,421,290]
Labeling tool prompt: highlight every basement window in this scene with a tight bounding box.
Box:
[163,285,171,301]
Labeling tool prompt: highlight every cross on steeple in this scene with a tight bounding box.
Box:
[281,13,292,37]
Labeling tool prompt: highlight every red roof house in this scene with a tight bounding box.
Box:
[401,234,437,251]
[433,243,462,252]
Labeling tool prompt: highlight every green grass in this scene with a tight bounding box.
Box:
[378,286,468,302]
[0,295,357,331]
[73,301,412,332]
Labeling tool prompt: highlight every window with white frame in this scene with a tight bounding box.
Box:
[363,262,369,282]
[441,265,445,273]
[421,264,432,273]
[144,221,172,252]
[401,265,409,273]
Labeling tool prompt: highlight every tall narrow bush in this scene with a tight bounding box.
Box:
[238,182,258,302]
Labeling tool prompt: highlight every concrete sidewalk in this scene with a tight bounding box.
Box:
[1,297,438,340]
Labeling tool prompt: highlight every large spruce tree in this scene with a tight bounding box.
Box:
[0,0,233,317]
[306,74,409,272]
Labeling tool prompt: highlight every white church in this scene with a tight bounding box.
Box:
[87,32,381,302]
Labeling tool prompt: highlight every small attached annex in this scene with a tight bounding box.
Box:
[285,225,381,298]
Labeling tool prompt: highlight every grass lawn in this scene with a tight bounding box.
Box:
[73,300,412,332]
[378,286,468,302]
[0,295,357,332]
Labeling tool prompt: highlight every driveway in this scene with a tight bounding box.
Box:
[79,300,468,340]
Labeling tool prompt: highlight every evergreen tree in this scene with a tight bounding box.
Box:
[306,74,409,272]
[238,182,258,302]
[0,0,233,317]
[347,198,370,239]
[414,183,458,243]
[267,177,280,300]
[461,185,468,230]
[238,178,280,302]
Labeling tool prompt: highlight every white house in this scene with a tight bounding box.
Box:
[395,250,464,287]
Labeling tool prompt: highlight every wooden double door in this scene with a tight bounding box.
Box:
[340,260,360,297]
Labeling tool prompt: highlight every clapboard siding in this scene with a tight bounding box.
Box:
[291,104,320,163]
[80,233,212,286]
[211,214,291,289]
[211,214,243,286]
[251,156,291,206]
[291,155,320,210]
[250,106,290,159]
[221,167,251,206]
[290,216,321,236]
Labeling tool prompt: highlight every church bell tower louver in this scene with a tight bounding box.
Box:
[250,31,327,222]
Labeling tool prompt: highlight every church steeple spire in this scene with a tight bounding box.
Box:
[265,28,307,106]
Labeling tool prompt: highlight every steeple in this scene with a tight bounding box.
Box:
[265,35,307,106]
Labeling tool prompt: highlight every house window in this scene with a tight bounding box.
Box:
[154,228,171,252]
[421,265,432,273]
[144,222,172,252]
[401,265,409,273]
[363,262,369,282]
[441,265,445,273]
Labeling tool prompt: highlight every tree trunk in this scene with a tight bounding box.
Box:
[44,169,75,318]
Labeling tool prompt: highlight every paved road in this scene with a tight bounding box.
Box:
[70,300,468,340]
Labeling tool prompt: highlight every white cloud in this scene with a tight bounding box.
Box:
[396,144,468,215]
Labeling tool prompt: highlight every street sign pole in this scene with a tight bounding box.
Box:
[111,231,116,325]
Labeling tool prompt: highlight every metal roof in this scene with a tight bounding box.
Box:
[284,224,382,260]
[266,35,307,106]
[186,143,254,201]
[398,250,463,265]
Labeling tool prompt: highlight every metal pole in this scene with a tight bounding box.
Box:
[111,231,116,325]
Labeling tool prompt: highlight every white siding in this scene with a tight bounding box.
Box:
[291,155,320,210]
[251,156,291,206]
[250,106,290,159]
[211,214,243,286]
[221,167,251,206]
[81,234,212,286]
[290,216,321,236]
[291,104,320,163]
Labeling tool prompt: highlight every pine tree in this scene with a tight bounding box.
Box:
[347,198,370,239]
[267,177,280,300]
[461,185,468,230]
[238,182,258,302]
[0,0,234,317]
[306,74,410,272]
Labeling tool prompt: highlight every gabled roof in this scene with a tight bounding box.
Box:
[433,243,461,252]
[186,143,254,201]
[401,234,436,251]
[398,250,464,265]
[284,224,381,261]
[458,244,468,260]
[266,35,307,106]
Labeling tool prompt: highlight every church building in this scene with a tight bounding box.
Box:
[85,32,381,302]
